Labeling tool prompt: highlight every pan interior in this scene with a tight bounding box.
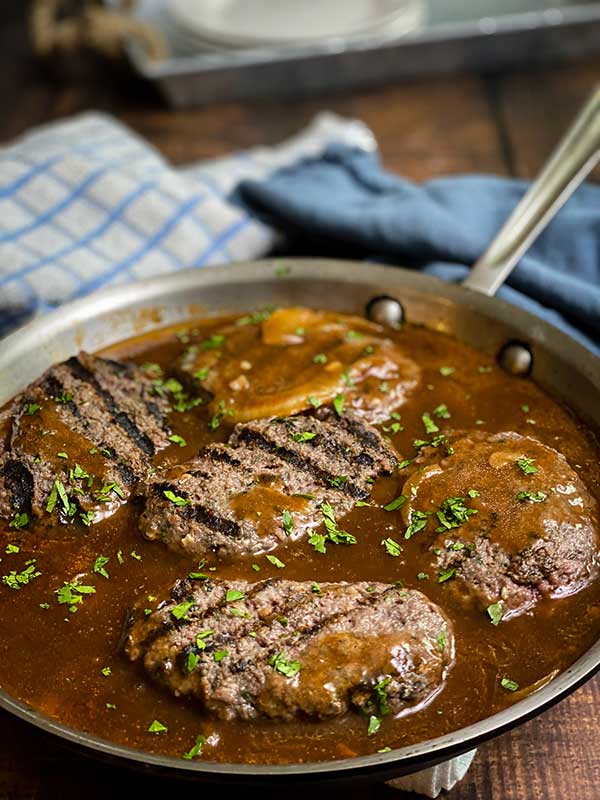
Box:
[0,259,599,779]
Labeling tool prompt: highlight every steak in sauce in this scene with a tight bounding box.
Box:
[0,353,171,526]
[176,307,421,424]
[138,410,397,558]
[401,431,599,618]
[125,577,454,722]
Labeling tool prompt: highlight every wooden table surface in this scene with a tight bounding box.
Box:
[2,4,600,799]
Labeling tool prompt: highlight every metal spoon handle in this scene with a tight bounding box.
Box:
[463,87,600,297]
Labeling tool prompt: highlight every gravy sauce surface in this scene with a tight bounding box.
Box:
[1,312,599,764]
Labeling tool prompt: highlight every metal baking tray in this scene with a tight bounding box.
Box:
[109,1,600,107]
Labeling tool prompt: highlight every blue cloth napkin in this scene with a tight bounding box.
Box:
[237,143,600,354]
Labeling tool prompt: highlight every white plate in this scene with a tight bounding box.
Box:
[167,0,420,48]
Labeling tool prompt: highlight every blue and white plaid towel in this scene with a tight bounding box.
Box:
[0,111,375,337]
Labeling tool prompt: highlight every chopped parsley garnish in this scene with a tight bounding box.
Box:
[2,559,41,590]
[193,367,210,381]
[56,580,95,611]
[196,630,214,650]
[251,564,261,572]
[516,490,547,503]
[328,475,348,488]
[182,734,206,760]
[381,538,403,557]
[101,666,111,677]
[439,366,455,377]
[23,402,41,415]
[467,488,480,498]
[341,369,354,387]
[433,403,451,419]
[377,747,392,754]
[46,478,69,515]
[168,434,187,447]
[171,601,195,620]
[163,489,190,507]
[291,431,317,443]
[311,582,323,595]
[282,510,294,535]
[213,650,228,662]
[307,395,321,409]
[436,496,478,532]
[404,510,432,540]
[422,412,440,434]
[275,265,290,278]
[355,500,371,507]
[269,652,301,678]
[516,457,539,475]
[236,309,272,326]
[80,510,95,527]
[53,391,72,404]
[487,602,504,626]
[266,554,285,569]
[333,393,345,417]
[367,715,381,736]
[208,399,235,431]
[313,353,328,364]
[130,550,142,561]
[94,482,125,502]
[437,567,456,583]
[201,334,225,350]
[226,589,245,603]
[383,494,407,512]
[397,459,412,470]
[383,421,403,434]
[9,512,29,529]
[5,544,19,555]
[148,720,168,734]
[312,503,357,551]
[437,628,447,652]
[417,572,429,581]
[373,676,391,715]
[116,550,124,565]
[93,556,110,579]
[141,362,163,376]
[187,652,200,673]
[501,677,519,692]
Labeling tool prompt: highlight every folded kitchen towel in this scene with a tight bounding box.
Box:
[2,111,599,357]
[0,111,375,337]
[237,143,600,355]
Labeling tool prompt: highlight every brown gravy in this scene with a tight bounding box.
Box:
[1,313,600,765]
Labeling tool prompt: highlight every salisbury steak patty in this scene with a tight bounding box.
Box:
[0,353,171,527]
[400,431,599,618]
[125,577,453,722]
[138,410,397,558]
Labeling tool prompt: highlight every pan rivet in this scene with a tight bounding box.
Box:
[365,296,404,328]
[498,341,533,376]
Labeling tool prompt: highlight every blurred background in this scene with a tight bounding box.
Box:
[4,0,600,179]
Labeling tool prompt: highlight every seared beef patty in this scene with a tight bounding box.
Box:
[125,577,453,722]
[400,431,599,618]
[138,410,397,558]
[176,307,421,424]
[0,353,171,526]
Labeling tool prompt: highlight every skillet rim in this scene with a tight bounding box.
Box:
[0,257,599,780]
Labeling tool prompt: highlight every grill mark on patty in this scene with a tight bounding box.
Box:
[0,459,34,514]
[151,480,243,540]
[66,356,156,457]
[340,413,389,455]
[167,583,397,682]
[41,374,139,486]
[140,578,278,652]
[234,427,367,500]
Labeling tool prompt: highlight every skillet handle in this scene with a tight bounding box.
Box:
[463,86,600,297]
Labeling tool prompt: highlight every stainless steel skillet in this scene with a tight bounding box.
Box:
[0,91,600,783]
